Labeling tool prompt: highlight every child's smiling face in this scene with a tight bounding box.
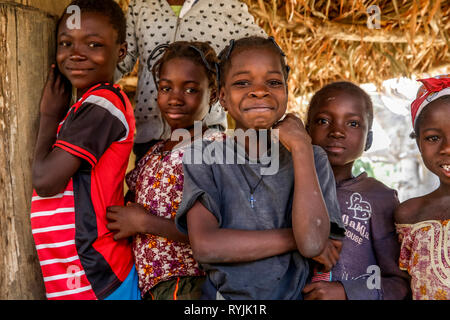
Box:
[416,100,450,184]
[56,11,126,96]
[219,47,288,130]
[157,57,211,130]
[308,92,370,169]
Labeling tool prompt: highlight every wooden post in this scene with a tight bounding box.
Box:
[0,0,70,300]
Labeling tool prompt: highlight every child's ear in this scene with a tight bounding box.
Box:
[409,131,421,151]
[118,42,128,63]
[415,136,422,152]
[219,87,227,111]
[364,130,373,151]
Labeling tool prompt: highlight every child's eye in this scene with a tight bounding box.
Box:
[88,42,102,48]
[267,80,283,87]
[348,120,360,128]
[159,86,171,93]
[185,88,198,94]
[425,135,440,142]
[59,41,71,47]
[232,80,249,87]
[316,118,329,125]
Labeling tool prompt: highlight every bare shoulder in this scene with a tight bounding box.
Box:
[394,196,425,224]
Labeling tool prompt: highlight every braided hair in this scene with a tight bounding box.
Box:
[150,41,219,105]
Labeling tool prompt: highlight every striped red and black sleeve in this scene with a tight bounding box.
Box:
[54,93,128,167]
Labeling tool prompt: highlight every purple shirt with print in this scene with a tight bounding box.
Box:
[331,173,411,300]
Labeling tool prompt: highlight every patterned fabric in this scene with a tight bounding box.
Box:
[410,74,450,127]
[311,269,332,282]
[126,140,204,296]
[328,173,409,300]
[396,220,450,300]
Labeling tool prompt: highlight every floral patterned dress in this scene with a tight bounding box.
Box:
[126,141,204,296]
[396,219,450,300]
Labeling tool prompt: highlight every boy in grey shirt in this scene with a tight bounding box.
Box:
[176,134,345,299]
[175,37,345,300]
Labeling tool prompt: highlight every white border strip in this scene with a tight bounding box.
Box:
[36,240,75,250]
[44,270,85,282]
[32,224,75,234]
[46,285,92,299]
[32,191,74,202]
[31,207,74,219]
[40,256,79,266]
[83,95,129,141]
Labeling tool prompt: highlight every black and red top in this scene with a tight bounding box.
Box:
[31,83,135,300]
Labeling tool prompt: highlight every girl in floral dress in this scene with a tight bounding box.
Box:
[106,41,221,299]
[394,75,450,300]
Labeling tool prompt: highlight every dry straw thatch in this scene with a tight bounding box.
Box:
[243,0,449,104]
[117,0,450,112]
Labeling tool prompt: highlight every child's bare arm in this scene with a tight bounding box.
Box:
[186,201,297,264]
[372,194,411,300]
[33,141,81,196]
[303,281,347,300]
[106,203,189,243]
[274,114,330,257]
[311,239,343,272]
[32,65,80,196]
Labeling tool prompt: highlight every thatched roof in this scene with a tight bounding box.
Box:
[117,0,450,112]
[243,1,449,96]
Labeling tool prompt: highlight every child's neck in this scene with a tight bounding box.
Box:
[436,182,450,197]
[416,184,450,222]
[233,129,272,161]
[76,88,88,101]
[76,80,114,100]
[167,0,185,5]
[162,124,207,152]
[332,162,355,184]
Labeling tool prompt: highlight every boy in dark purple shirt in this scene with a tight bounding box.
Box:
[304,81,410,300]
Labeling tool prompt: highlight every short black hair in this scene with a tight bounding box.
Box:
[307,81,374,129]
[59,0,126,44]
[412,95,450,139]
[218,36,290,89]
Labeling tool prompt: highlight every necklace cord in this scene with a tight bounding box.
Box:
[238,165,264,195]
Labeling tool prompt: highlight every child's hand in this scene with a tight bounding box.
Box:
[106,202,149,240]
[272,113,311,152]
[311,239,342,272]
[39,64,72,119]
[302,281,347,300]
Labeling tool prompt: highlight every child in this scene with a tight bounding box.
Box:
[304,81,410,300]
[30,0,140,300]
[174,36,346,300]
[106,41,221,300]
[395,75,450,300]
[116,0,266,161]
